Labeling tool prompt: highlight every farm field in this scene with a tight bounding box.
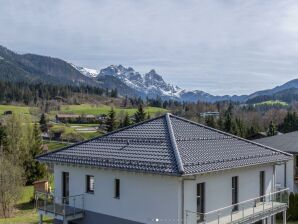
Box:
[55,104,167,116]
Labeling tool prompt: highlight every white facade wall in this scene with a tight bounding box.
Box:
[54,164,182,224]
[183,164,274,223]
[54,163,276,224]
[275,160,294,192]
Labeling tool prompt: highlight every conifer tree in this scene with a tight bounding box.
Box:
[223,112,233,133]
[39,113,48,133]
[146,112,151,120]
[205,116,216,128]
[24,123,46,184]
[105,108,117,132]
[217,116,224,130]
[122,113,131,128]
[134,104,146,123]
[267,121,277,136]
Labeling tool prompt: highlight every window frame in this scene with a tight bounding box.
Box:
[86,175,95,194]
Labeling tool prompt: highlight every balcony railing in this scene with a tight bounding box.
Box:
[35,191,85,221]
[185,188,289,224]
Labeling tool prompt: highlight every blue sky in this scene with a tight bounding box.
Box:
[1,0,298,95]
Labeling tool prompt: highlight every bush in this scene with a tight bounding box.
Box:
[287,192,298,221]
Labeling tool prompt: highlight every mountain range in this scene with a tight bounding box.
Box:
[0,45,298,103]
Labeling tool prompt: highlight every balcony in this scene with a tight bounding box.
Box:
[35,191,85,222]
[185,189,289,224]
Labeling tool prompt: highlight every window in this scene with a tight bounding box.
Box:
[86,175,94,193]
[260,171,265,202]
[62,172,69,204]
[232,176,238,211]
[296,155,298,167]
[197,183,205,221]
[115,179,120,199]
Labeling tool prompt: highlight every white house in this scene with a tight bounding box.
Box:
[255,131,298,192]
[36,113,292,224]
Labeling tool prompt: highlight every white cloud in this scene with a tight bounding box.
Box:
[1,0,298,95]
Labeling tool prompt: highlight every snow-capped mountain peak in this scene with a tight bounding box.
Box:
[70,63,99,78]
[72,63,245,102]
[97,65,183,98]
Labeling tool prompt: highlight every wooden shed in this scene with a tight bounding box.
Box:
[33,180,50,193]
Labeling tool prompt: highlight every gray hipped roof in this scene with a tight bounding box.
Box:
[254,131,298,154]
[37,113,291,176]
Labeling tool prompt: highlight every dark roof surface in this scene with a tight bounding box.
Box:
[37,114,291,175]
[254,131,298,154]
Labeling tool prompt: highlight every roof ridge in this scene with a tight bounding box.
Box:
[36,113,168,160]
[169,114,292,158]
[165,113,184,174]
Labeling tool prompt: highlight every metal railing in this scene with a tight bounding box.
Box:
[35,191,85,219]
[185,188,289,224]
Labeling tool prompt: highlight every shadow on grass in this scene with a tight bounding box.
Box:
[15,201,35,211]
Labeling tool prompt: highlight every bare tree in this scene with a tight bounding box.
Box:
[0,155,24,218]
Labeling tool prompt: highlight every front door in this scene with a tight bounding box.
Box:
[62,172,69,204]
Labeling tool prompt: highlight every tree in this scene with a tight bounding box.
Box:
[279,112,298,133]
[0,125,7,152]
[121,113,131,128]
[217,116,224,130]
[267,121,277,136]
[223,111,233,133]
[205,116,216,128]
[294,193,298,220]
[233,118,246,138]
[147,112,151,120]
[110,89,118,98]
[105,108,117,132]
[24,123,46,184]
[0,155,24,218]
[134,104,146,123]
[4,113,29,163]
[39,113,48,133]
[288,193,295,220]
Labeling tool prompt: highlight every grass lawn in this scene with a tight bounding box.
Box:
[255,100,288,107]
[0,186,52,224]
[43,140,69,151]
[79,131,102,139]
[0,105,32,115]
[56,104,167,116]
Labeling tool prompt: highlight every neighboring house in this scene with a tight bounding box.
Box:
[255,131,298,192]
[199,111,220,119]
[56,114,97,123]
[36,113,292,224]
